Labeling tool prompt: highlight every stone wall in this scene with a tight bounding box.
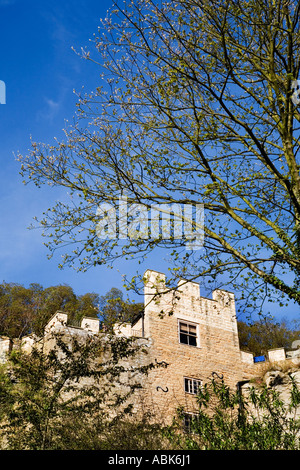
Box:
[1,269,299,425]
[115,270,300,423]
[116,270,260,422]
[0,337,12,364]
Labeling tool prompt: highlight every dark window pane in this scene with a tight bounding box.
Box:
[180,332,188,344]
[184,378,202,395]
[192,380,199,394]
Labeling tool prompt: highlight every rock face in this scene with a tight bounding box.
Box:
[248,368,300,420]
[239,367,300,431]
[263,368,300,391]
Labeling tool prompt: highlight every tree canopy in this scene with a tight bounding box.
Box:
[237,317,300,356]
[0,282,144,339]
[18,0,300,317]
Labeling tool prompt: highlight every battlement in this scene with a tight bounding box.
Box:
[45,311,100,335]
[119,270,238,340]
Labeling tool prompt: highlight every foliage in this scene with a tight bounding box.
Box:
[99,287,143,332]
[165,375,300,450]
[52,415,169,450]
[18,0,300,318]
[0,282,99,338]
[0,330,159,450]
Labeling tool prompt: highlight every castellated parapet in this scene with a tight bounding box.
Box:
[128,270,253,419]
[112,270,259,421]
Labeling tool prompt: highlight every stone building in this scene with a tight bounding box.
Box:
[114,269,258,422]
[0,268,299,424]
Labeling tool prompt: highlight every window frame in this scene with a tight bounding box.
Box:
[182,412,200,433]
[178,320,199,347]
[184,377,202,395]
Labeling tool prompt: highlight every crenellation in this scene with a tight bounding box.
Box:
[177,278,200,301]
[80,316,100,334]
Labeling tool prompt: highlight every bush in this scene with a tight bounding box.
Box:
[0,331,163,450]
[165,375,300,450]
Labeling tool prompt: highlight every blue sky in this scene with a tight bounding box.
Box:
[0,0,298,322]
[0,0,167,301]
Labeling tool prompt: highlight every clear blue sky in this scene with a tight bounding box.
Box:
[0,0,169,301]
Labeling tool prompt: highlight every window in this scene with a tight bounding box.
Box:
[184,377,202,395]
[179,321,198,346]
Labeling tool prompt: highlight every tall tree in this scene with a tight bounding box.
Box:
[19,0,300,317]
[0,283,37,339]
[99,287,143,332]
[238,317,300,356]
